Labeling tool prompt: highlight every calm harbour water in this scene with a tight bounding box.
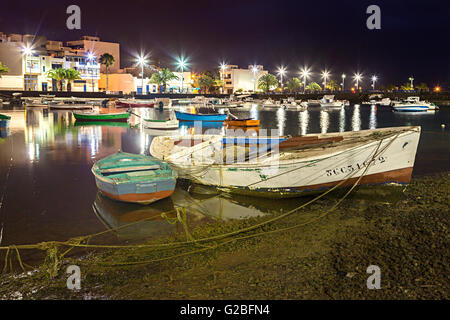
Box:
[0,103,449,248]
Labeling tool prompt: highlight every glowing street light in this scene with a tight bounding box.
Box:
[176,56,190,93]
[300,66,311,93]
[353,72,363,91]
[341,74,346,91]
[321,69,330,91]
[22,45,34,91]
[136,54,148,95]
[87,52,96,92]
[251,65,259,91]
[277,66,287,89]
[409,76,414,89]
[371,75,378,90]
[219,62,227,94]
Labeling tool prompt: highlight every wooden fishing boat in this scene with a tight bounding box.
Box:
[92,151,177,205]
[225,118,260,127]
[175,110,228,122]
[49,104,93,110]
[74,121,130,127]
[143,118,179,130]
[150,126,421,198]
[73,111,130,122]
[116,101,155,108]
[0,113,11,128]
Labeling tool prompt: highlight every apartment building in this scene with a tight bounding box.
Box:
[220,65,267,93]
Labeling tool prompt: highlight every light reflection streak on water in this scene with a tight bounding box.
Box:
[299,110,309,135]
[339,107,346,132]
[320,110,329,134]
[352,104,361,131]
[369,104,377,129]
[276,108,285,136]
[250,104,258,120]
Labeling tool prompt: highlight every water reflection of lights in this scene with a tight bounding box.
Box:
[250,104,258,120]
[299,110,309,135]
[276,108,286,136]
[320,110,329,134]
[369,104,377,129]
[352,104,361,131]
[77,126,102,158]
[27,143,40,161]
[339,107,346,132]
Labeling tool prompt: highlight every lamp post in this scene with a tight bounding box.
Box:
[371,75,377,90]
[220,62,227,94]
[300,66,310,94]
[251,65,259,92]
[23,46,34,91]
[341,74,346,91]
[87,52,96,92]
[321,70,330,91]
[353,73,363,91]
[137,55,147,95]
[176,56,189,93]
[277,66,287,91]
[409,76,414,89]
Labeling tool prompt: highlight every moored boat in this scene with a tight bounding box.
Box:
[320,95,344,108]
[175,110,228,122]
[73,111,130,122]
[49,103,93,110]
[116,101,155,108]
[92,151,177,204]
[143,118,179,130]
[391,97,434,112]
[225,118,260,127]
[0,113,11,128]
[150,126,421,198]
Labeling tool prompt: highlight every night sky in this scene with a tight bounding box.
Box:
[1,0,449,87]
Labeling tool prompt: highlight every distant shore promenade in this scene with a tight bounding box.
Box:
[1,90,450,106]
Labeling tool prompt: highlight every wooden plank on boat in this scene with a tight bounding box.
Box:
[279,136,343,149]
[100,165,160,173]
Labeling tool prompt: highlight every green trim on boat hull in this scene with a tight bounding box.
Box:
[73,112,130,122]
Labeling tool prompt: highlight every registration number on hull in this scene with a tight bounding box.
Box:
[325,156,387,177]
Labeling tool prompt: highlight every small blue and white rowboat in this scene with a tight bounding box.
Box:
[92,151,177,205]
[175,110,228,122]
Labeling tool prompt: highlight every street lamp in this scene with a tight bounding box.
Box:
[321,69,330,91]
[87,52,96,92]
[409,76,414,89]
[22,46,34,91]
[277,66,287,90]
[353,72,363,91]
[371,75,378,90]
[300,66,311,93]
[251,65,259,92]
[136,55,148,95]
[219,62,227,94]
[341,74,346,91]
[176,56,190,93]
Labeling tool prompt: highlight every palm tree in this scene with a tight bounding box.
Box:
[325,79,340,92]
[46,68,66,91]
[149,68,178,93]
[197,74,216,94]
[287,77,302,93]
[99,53,115,91]
[416,82,429,92]
[0,61,9,78]
[64,68,82,92]
[305,82,322,92]
[257,73,278,93]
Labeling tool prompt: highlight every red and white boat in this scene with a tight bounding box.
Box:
[115,100,155,108]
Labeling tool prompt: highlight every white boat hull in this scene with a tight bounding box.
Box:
[143,119,179,129]
[150,127,421,198]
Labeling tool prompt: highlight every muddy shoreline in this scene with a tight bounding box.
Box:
[1,173,449,300]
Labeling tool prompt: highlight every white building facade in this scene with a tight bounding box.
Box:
[220,65,268,94]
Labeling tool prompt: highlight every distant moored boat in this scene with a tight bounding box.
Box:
[175,110,228,122]
[73,111,130,122]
